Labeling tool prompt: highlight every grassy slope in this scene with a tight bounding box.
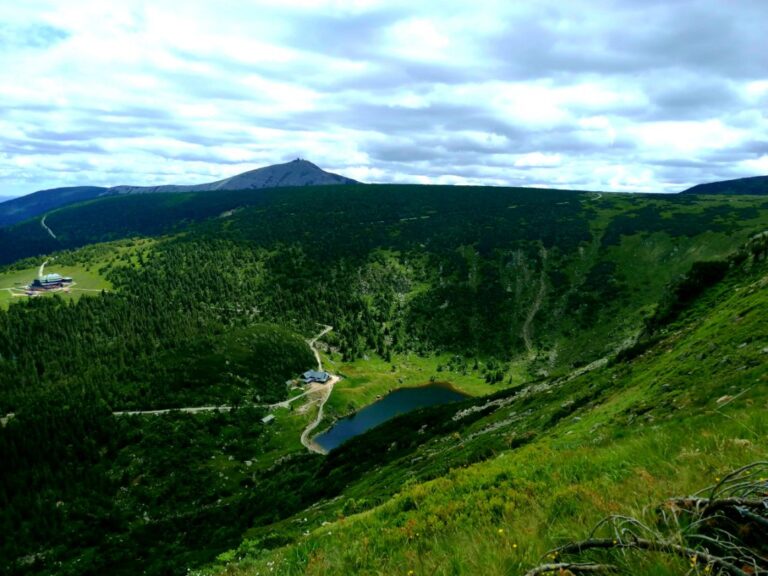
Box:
[324,353,516,412]
[206,244,768,575]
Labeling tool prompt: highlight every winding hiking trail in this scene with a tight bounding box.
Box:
[38,260,48,278]
[300,324,337,454]
[522,246,548,358]
[300,375,338,454]
[40,215,57,240]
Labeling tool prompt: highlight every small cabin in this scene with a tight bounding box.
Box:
[301,370,330,384]
[261,414,275,424]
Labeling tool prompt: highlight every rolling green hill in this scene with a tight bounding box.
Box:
[0,182,766,575]
[681,175,768,195]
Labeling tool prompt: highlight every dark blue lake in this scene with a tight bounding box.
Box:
[314,383,468,452]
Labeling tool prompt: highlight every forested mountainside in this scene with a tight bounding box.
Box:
[3,185,767,369]
[1,183,767,575]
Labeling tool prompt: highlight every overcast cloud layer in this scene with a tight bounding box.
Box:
[1,0,767,196]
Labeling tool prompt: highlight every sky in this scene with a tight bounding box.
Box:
[1,0,767,196]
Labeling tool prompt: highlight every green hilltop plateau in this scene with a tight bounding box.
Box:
[0,180,766,575]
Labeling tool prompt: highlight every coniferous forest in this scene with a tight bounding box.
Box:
[1,183,768,575]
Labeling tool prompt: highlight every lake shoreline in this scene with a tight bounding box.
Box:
[313,382,469,452]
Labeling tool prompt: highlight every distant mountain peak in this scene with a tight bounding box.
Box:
[0,160,359,227]
[111,159,358,195]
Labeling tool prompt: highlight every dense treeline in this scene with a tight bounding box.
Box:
[0,284,313,412]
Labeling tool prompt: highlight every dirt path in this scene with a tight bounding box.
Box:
[300,325,337,453]
[38,259,48,278]
[309,324,332,371]
[300,375,339,454]
[522,246,547,357]
[113,405,234,416]
[1,288,26,298]
[113,383,322,416]
[41,216,57,240]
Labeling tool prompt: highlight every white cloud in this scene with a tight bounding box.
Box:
[628,120,743,154]
[513,152,562,168]
[0,0,766,196]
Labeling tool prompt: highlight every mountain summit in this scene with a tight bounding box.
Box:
[110,159,358,194]
[0,159,358,227]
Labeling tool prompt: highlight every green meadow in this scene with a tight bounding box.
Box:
[0,263,110,308]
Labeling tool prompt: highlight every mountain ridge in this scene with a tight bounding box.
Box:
[0,159,357,227]
[681,174,768,195]
[109,158,357,194]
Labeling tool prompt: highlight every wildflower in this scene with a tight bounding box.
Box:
[407,571,415,575]
[498,528,504,534]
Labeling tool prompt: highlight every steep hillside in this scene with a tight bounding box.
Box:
[681,175,768,195]
[203,233,768,576]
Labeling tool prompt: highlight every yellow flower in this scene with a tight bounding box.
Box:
[498,528,504,534]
